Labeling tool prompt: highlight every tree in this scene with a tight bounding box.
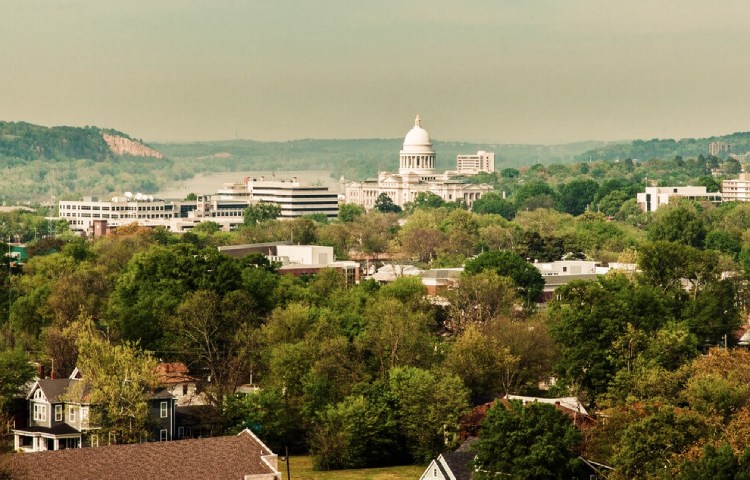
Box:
[557,179,599,216]
[647,201,706,248]
[388,367,469,463]
[243,202,281,225]
[0,349,34,413]
[171,289,257,410]
[464,250,544,304]
[705,229,742,259]
[405,192,446,212]
[612,405,707,479]
[678,443,750,480]
[513,180,556,207]
[445,270,516,332]
[373,193,402,213]
[67,316,158,444]
[472,192,516,220]
[444,323,518,402]
[472,400,585,480]
[337,203,365,223]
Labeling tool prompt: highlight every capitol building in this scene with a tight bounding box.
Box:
[343,115,494,209]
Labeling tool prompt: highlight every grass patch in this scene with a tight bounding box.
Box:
[280,455,425,480]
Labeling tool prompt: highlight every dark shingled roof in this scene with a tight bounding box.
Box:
[34,379,77,403]
[441,452,475,480]
[6,430,280,480]
[13,423,81,436]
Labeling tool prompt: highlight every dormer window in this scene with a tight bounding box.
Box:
[34,389,43,400]
[69,405,77,423]
[55,405,63,422]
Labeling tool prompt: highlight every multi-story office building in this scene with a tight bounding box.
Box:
[722,173,750,202]
[456,150,495,174]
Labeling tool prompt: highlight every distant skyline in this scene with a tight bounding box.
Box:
[2,1,750,144]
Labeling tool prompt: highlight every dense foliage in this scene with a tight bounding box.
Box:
[3,132,750,477]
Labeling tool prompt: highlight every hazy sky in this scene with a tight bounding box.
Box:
[2,1,749,144]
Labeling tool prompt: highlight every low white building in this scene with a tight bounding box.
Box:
[58,194,248,234]
[636,186,721,212]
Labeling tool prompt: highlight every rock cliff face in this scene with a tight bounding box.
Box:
[102,134,164,159]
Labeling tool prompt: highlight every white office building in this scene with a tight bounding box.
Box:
[456,150,495,174]
[722,173,750,202]
[636,186,722,212]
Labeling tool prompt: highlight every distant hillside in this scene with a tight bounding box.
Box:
[0,121,163,162]
[577,132,750,162]
[154,138,609,181]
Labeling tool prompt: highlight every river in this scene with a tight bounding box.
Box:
[153,170,341,199]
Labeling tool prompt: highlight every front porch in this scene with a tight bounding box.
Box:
[13,424,82,452]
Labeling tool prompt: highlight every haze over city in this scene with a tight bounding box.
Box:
[3,0,749,144]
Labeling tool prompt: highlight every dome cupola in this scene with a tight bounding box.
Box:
[399,114,436,176]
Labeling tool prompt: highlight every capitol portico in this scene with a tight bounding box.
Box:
[344,115,494,209]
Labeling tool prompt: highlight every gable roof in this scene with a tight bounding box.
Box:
[29,379,78,403]
[441,452,474,480]
[6,429,280,480]
[156,362,197,385]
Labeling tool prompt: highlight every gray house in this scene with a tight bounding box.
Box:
[12,372,95,452]
[12,369,177,452]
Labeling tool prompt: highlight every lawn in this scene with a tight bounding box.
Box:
[280,455,425,480]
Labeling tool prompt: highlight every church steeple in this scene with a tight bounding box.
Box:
[415,114,421,127]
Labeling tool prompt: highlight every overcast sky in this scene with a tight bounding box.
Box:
[2,1,749,144]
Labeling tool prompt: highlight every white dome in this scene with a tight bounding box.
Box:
[402,114,432,151]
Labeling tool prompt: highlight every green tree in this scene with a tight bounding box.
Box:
[445,270,516,332]
[557,179,599,216]
[388,367,469,463]
[472,400,585,480]
[373,193,402,213]
[464,250,544,304]
[0,349,35,413]
[405,192,446,212]
[677,443,750,480]
[472,192,516,220]
[243,202,281,225]
[337,203,365,223]
[67,316,159,444]
[647,201,706,248]
[612,405,707,479]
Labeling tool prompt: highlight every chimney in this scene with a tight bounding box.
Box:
[38,364,45,379]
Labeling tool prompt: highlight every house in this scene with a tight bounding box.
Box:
[5,429,281,480]
[12,373,95,452]
[419,452,474,480]
[460,396,595,440]
[156,362,206,407]
[12,369,177,452]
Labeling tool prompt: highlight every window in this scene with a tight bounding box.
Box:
[69,405,77,423]
[55,405,63,422]
[177,426,184,439]
[80,407,89,423]
[182,384,188,396]
[90,434,99,448]
[33,403,47,422]
[160,401,168,418]
[160,429,168,441]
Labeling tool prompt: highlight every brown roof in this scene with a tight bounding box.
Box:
[156,362,197,384]
[6,430,280,480]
